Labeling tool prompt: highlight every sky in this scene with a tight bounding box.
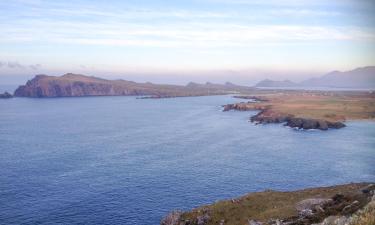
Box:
[0,0,375,85]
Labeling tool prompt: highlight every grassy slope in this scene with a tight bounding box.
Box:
[180,183,369,225]
[240,92,375,122]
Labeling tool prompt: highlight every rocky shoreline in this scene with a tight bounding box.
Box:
[250,110,346,130]
[223,100,346,130]
[161,183,375,225]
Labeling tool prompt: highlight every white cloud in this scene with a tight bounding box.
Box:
[1,17,374,48]
[0,61,42,70]
[2,0,373,49]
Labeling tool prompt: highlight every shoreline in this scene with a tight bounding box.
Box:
[223,93,375,131]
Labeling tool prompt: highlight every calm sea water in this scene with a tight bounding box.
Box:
[0,95,374,225]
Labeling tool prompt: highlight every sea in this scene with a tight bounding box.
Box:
[0,95,374,224]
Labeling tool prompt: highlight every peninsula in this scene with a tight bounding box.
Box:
[223,91,375,130]
[13,73,253,98]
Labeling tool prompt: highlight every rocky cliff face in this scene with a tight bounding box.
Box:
[223,102,346,130]
[14,73,253,98]
[14,74,165,97]
[250,110,346,130]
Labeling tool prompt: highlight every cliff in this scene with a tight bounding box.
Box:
[14,73,253,98]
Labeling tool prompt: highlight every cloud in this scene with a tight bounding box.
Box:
[0,0,373,50]
[1,19,374,49]
[29,64,42,70]
[201,0,366,7]
[0,61,42,70]
[0,0,374,73]
[7,61,24,69]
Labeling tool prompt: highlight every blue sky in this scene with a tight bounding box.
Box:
[0,0,374,84]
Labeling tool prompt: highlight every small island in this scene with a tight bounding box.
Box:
[0,92,13,99]
[223,91,375,130]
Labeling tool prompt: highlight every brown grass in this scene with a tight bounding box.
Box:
[351,201,375,225]
[180,183,369,225]
[240,91,375,122]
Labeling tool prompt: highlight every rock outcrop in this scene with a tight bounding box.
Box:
[161,211,183,225]
[0,91,13,98]
[250,112,346,130]
[223,97,347,130]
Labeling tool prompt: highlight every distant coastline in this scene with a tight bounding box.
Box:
[13,73,253,98]
[9,73,375,131]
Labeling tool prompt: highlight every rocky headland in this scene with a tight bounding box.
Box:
[13,73,254,98]
[161,183,375,225]
[223,92,375,130]
[223,102,345,130]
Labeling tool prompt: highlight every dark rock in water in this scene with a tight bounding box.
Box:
[286,117,304,128]
[302,119,318,129]
[317,120,329,130]
[0,91,13,98]
[327,121,346,129]
[249,112,347,130]
[284,117,345,130]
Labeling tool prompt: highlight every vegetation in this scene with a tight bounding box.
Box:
[350,201,375,225]
[235,91,375,122]
[180,183,369,225]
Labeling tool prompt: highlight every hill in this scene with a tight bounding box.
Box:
[254,66,375,89]
[255,79,297,88]
[14,73,253,98]
[301,66,375,88]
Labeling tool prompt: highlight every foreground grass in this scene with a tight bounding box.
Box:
[351,201,375,225]
[180,183,369,225]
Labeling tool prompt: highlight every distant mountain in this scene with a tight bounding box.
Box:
[186,81,249,90]
[255,79,297,87]
[300,66,375,88]
[255,66,375,89]
[14,73,254,98]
